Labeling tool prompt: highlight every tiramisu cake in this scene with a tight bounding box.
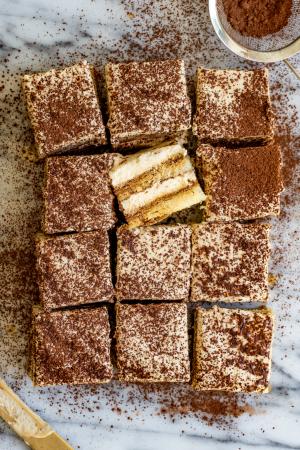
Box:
[196,143,283,221]
[105,59,191,149]
[116,225,191,301]
[115,303,190,383]
[110,143,205,227]
[193,68,274,145]
[43,153,117,234]
[192,306,274,392]
[36,231,114,310]
[22,61,107,159]
[191,223,271,302]
[29,307,113,386]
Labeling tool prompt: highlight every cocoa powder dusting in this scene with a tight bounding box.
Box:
[222,0,292,38]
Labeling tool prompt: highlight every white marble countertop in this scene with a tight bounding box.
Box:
[0,1,300,449]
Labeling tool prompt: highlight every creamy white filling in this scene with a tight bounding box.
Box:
[122,171,198,215]
[110,143,186,187]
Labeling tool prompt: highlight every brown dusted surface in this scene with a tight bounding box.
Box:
[44,153,116,234]
[115,303,190,382]
[106,60,191,143]
[192,307,274,392]
[36,231,114,309]
[33,307,113,386]
[193,68,274,143]
[197,143,283,221]
[22,61,106,158]
[116,225,191,301]
[222,0,292,38]
[191,222,270,302]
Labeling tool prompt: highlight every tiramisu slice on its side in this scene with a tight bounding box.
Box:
[105,59,191,150]
[192,306,274,393]
[110,143,205,227]
[193,68,274,145]
[196,143,283,221]
[22,61,107,159]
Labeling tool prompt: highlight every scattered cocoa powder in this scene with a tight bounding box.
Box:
[222,0,292,38]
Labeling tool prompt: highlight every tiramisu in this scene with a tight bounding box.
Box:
[116,225,191,301]
[196,143,283,221]
[193,68,274,145]
[22,61,107,159]
[29,307,113,386]
[191,223,271,302]
[36,231,114,310]
[43,154,116,234]
[115,303,190,383]
[110,143,205,227]
[192,306,274,392]
[105,60,191,149]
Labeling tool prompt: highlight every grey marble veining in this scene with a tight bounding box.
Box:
[0,0,300,449]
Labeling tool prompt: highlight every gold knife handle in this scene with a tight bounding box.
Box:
[0,378,73,450]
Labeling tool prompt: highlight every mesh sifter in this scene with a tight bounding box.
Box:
[209,0,300,79]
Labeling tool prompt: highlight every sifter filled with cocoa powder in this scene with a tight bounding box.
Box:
[209,0,300,79]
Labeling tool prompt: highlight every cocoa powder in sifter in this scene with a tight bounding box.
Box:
[222,0,292,38]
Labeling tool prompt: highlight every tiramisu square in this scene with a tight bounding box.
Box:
[116,303,190,382]
[110,143,205,227]
[191,223,271,302]
[193,68,274,145]
[196,144,283,221]
[105,60,191,149]
[116,225,191,301]
[22,61,106,159]
[192,306,274,392]
[44,154,116,234]
[36,231,114,310]
[29,307,112,386]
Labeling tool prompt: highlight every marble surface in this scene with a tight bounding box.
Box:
[0,0,300,449]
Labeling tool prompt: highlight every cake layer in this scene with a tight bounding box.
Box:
[106,60,191,150]
[196,143,283,221]
[193,68,274,145]
[110,143,205,227]
[23,60,106,158]
[191,222,271,302]
[192,306,274,393]
[116,303,190,383]
[30,307,113,386]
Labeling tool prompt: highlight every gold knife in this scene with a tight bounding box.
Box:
[0,378,74,450]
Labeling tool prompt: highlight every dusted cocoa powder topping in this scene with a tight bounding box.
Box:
[22,61,107,158]
[44,153,117,234]
[36,231,114,310]
[115,303,190,382]
[197,143,284,221]
[116,225,191,301]
[106,59,191,148]
[193,68,274,144]
[31,307,113,386]
[192,306,274,392]
[191,222,270,302]
[222,0,292,38]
